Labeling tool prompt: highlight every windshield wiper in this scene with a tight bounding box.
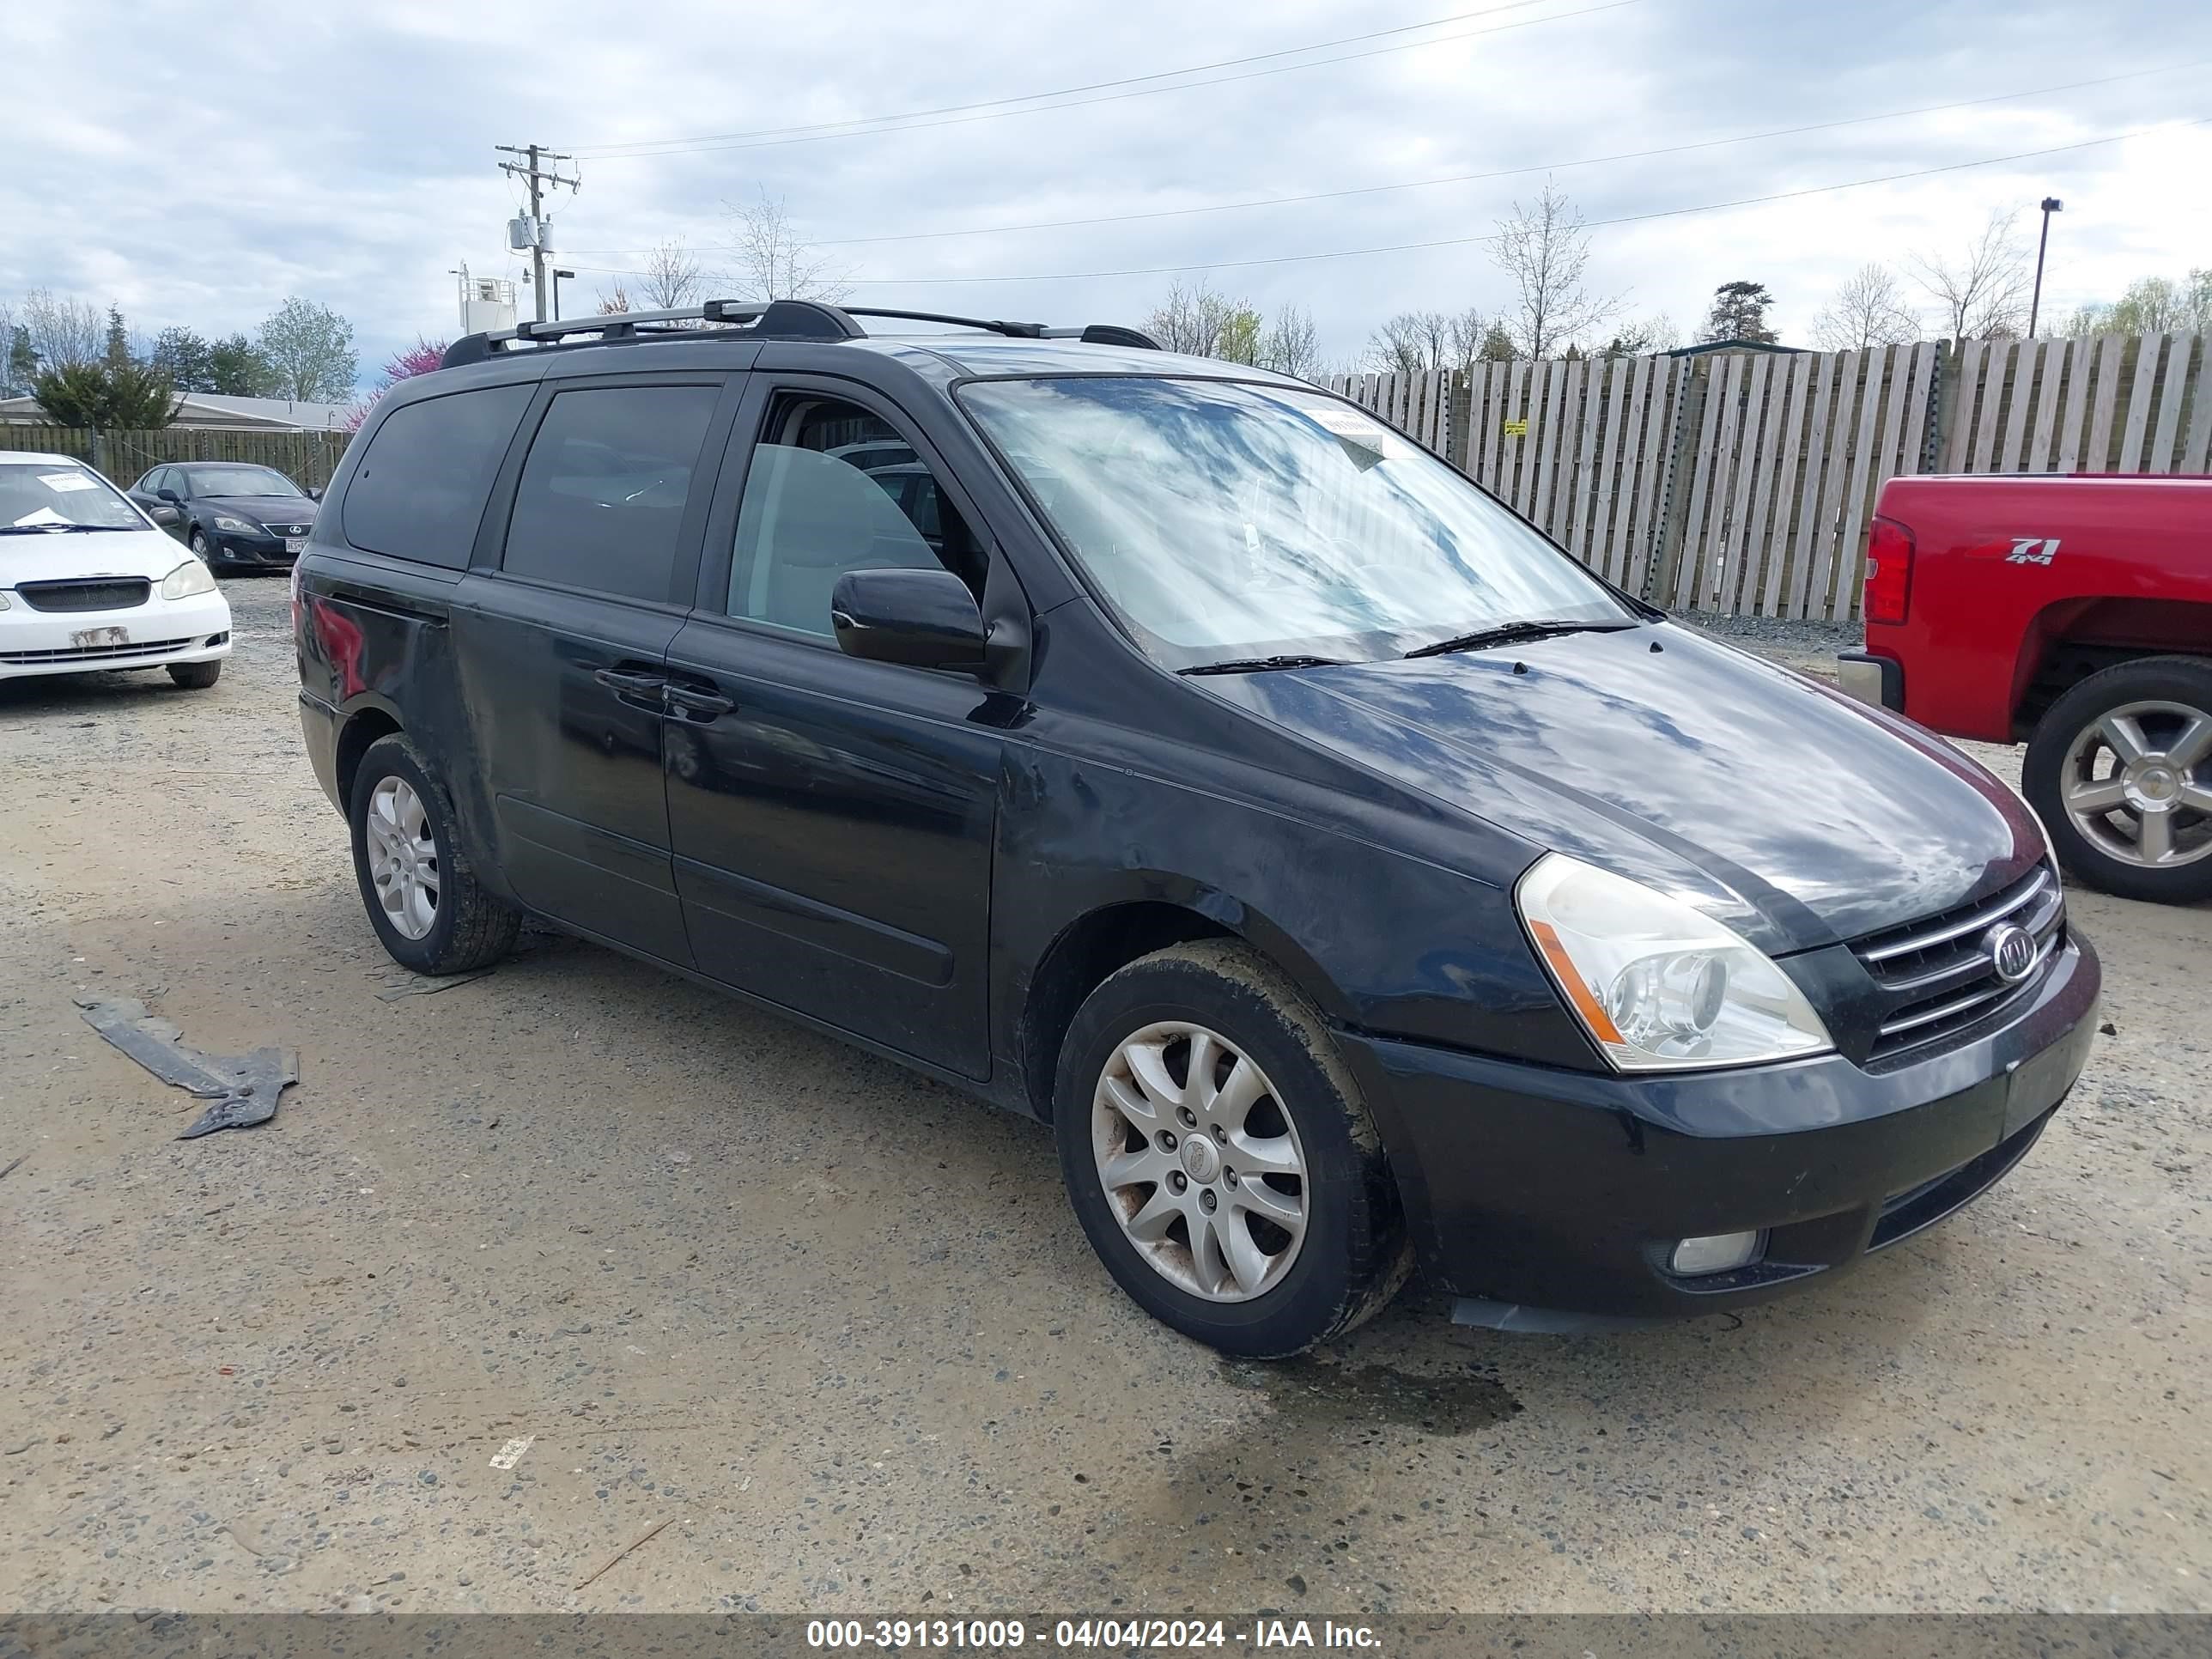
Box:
[1403,618,1633,659]
[1179,653,1348,676]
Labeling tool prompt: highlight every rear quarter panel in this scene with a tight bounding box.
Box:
[1868,475,2212,741]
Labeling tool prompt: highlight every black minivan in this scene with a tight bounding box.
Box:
[295,301,2099,1356]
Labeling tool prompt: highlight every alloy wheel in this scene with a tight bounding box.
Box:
[364,775,441,939]
[1091,1020,1309,1303]
[2059,699,2212,871]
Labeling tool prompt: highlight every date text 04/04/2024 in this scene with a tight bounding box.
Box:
[805,1620,1383,1650]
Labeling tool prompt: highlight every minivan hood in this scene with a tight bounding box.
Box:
[1204,623,2042,953]
[1,526,185,586]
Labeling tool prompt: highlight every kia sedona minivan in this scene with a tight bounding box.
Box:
[295,300,2098,1356]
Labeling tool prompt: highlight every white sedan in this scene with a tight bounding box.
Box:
[0,451,233,688]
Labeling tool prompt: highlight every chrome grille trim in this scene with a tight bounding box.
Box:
[1858,866,2053,963]
[1875,931,2061,1038]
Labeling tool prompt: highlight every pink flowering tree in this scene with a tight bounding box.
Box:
[345,337,449,430]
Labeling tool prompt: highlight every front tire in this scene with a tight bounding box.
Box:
[188,527,223,573]
[2023,656,2212,905]
[348,733,520,975]
[1054,941,1410,1357]
[167,659,221,689]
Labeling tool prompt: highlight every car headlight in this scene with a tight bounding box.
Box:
[161,558,218,600]
[212,514,260,535]
[0,590,10,610]
[1516,853,1833,1072]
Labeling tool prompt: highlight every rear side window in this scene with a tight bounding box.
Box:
[343,385,532,568]
[501,385,720,603]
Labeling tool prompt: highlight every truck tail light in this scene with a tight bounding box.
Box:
[1863,516,1914,624]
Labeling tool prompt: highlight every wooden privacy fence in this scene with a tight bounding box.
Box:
[1324,332,2210,623]
[3,423,356,490]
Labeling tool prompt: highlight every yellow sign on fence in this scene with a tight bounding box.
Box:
[1502,418,1528,437]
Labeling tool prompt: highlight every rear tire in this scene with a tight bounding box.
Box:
[2023,655,2212,905]
[348,733,521,975]
[167,659,221,690]
[1053,941,1410,1357]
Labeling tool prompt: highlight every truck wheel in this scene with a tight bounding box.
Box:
[1053,941,1411,1357]
[2023,656,2212,905]
[349,733,521,975]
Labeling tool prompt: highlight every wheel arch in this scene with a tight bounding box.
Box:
[335,701,404,810]
[1014,890,1350,1121]
[2014,597,2212,740]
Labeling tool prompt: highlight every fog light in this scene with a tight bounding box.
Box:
[1669,1231,1765,1276]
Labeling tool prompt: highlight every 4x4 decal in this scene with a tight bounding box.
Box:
[2005,537,2060,565]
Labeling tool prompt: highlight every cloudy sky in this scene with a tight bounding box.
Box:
[4,0,2207,386]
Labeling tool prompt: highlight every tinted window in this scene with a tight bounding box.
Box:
[727,398,983,637]
[343,384,532,568]
[501,386,719,602]
[136,467,166,495]
[185,465,305,498]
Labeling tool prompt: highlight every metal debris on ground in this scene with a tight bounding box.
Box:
[373,968,495,1001]
[573,1513,682,1590]
[0,1154,24,1182]
[75,997,300,1139]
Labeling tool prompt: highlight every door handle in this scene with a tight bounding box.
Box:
[664,684,735,721]
[592,665,667,700]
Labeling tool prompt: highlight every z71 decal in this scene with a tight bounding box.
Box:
[2005,537,2061,565]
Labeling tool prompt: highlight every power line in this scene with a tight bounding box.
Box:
[567,0,1564,155]
[563,62,2203,259]
[840,119,2206,286]
[549,121,2202,290]
[565,0,1637,161]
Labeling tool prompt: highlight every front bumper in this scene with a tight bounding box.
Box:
[1340,928,2099,1322]
[0,591,233,680]
[210,530,303,567]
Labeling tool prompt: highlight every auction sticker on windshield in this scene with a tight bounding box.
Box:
[40,472,97,491]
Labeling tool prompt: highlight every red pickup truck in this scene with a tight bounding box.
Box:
[1840,473,2212,905]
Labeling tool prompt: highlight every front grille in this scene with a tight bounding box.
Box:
[0,635,198,665]
[12,578,151,612]
[266,522,311,538]
[1853,865,2064,1061]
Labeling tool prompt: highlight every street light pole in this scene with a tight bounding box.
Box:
[552,269,575,322]
[2028,197,2063,338]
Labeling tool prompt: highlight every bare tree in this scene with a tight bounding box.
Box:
[1144,278,1245,356]
[1908,210,2031,343]
[1491,181,1622,360]
[637,240,706,311]
[1259,305,1321,378]
[21,289,106,372]
[1367,311,1455,374]
[1811,264,1920,350]
[1595,313,1680,356]
[596,284,633,314]
[725,191,852,302]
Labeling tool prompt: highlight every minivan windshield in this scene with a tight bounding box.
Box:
[0,462,149,534]
[957,376,1635,670]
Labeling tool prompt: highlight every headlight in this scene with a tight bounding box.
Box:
[0,590,10,610]
[161,558,218,600]
[212,514,260,534]
[1516,853,1833,1072]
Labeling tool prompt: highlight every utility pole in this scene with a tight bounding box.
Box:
[495,143,580,324]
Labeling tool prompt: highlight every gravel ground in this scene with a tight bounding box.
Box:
[1,582,2206,1616]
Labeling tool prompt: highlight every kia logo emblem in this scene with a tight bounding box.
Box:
[1984,922,2037,985]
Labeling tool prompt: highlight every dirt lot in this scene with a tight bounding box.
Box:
[2,579,2207,1616]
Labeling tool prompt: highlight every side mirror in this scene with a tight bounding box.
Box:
[830,568,987,670]
[156,487,181,503]
[308,486,324,501]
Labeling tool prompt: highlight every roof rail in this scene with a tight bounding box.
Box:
[441,299,863,368]
[843,307,1047,339]
[437,301,1161,370]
